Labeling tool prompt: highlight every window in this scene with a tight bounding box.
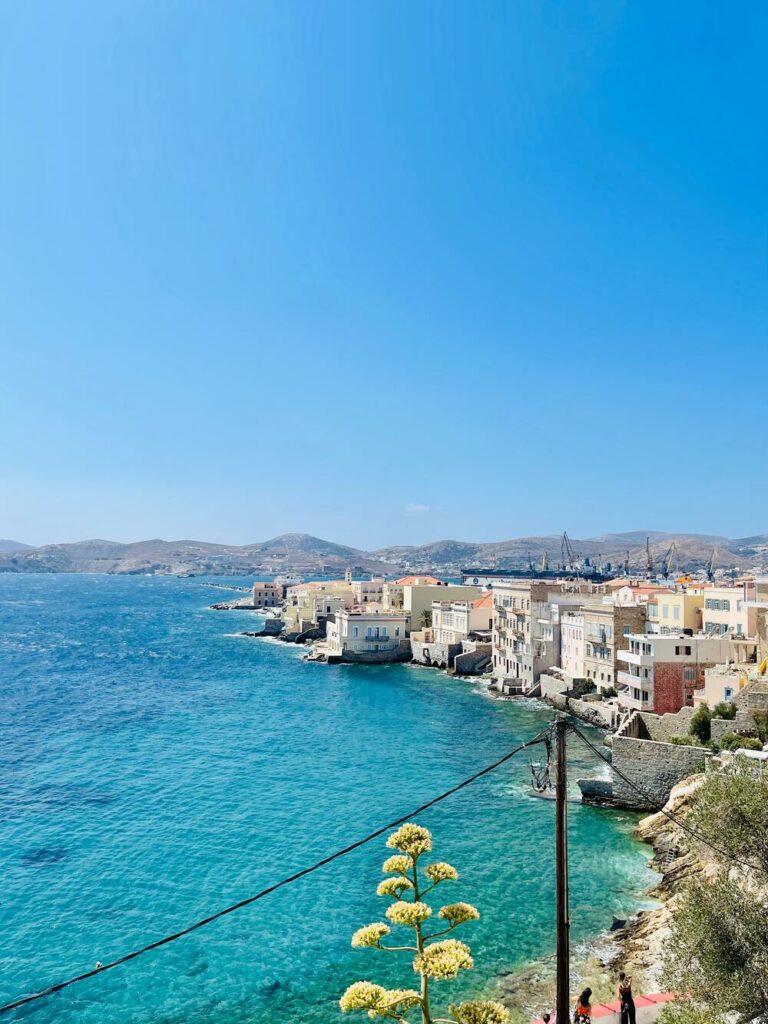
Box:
[724,687,734,700]
[662,606,669,619]
[353,627,359,637]
[673,606,680,620]
[395,627,400,637]
[683,667,697,682]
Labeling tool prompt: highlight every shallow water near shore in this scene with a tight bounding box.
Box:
[0,574,654,1023]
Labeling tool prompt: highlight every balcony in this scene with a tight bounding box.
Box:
[619,649,653,668]
[617,669,648,689]
[618,688,651,711]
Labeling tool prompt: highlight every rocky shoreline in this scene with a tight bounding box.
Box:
[496,773,709,1020]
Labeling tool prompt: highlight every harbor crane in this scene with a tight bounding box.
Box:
[561,531,579,574]
[706,546,718,582]
[661,541,679,580]
[539,550,549,573]
[645,536,654,578]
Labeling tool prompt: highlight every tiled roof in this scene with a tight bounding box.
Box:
[472,591,494,609]
[393,575,444,586]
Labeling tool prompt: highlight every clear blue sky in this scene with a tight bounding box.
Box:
[1,2,765,549]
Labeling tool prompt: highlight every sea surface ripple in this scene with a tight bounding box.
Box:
[0,574,654,1023]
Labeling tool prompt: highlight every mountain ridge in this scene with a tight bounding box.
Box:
[1,531,766,575]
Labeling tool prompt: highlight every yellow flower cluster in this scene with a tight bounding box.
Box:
[382,854,412,875]
[376,876,413,898]
[339,981,421,1018]
[425,861,459,883]
[378,989,422,1014]
[413,938,474,979]
[451,1000,511,1024]
[351,922,391,948]
[339,981,386,1012]
[386,823,433,857]
[438,902,480,926]
[386,900,432,927]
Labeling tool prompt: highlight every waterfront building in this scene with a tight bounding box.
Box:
[617,633,732,714]
[560,610,585,680]
[283,579,354,632]
[492,580,604,693]
[393,581,483,626]
[251,580,284,608]
[432,592,494,645]
[582,602,647,692]
[325,609,411,663]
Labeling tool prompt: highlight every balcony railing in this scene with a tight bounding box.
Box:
[617,669,643,689]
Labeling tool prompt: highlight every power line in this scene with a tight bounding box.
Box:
[568,723,763,873]
[0,728,551,1016]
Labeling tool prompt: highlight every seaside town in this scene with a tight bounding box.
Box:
[206,549,768,1021]
[216,547,768,818]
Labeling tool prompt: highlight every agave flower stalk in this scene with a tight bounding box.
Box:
[339,823,510,1024]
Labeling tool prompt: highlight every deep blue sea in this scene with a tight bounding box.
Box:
[0,575,654,1023]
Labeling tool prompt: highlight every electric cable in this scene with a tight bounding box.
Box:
[568,722,765,873]
[0,727,551,1016]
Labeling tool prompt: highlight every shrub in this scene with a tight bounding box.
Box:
[669,734,704,747]
[712,701,737,720]
[753,710,768,744]
[663,761,768,1023]
[719,733,762,752]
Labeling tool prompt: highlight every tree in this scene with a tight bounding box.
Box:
[662,762,768,1023]
[418,611,433,630]
[688,705,712,744]
[339,823,509,1024]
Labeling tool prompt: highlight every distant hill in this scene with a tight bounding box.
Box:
[373,531,753,574]
[0,530,763,576]
[0,534,384,576]
[0,539,32,553]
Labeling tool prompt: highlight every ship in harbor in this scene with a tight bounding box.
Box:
[461,532,616,587]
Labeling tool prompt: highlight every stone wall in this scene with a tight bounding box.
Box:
[453,642,492,676]
[610,734,710,810]
[410,637,462,669]
[331,639,413,664]
[539,673,616,728]
[539,674,568,699]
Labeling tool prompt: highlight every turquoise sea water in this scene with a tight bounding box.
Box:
[0,575,653,1023]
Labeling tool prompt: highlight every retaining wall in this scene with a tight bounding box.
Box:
[610,734,710,810]
[410,638,462,670]
[453,643,492,676]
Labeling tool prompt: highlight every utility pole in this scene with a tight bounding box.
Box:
[555,718,570,1024]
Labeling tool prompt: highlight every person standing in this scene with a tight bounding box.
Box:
[618,972,636,1024]
[574,988,592,1024]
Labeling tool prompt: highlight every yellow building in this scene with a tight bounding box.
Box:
[646,591,703,635]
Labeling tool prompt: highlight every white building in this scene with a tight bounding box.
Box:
[560,610,585,680]
[432,592,494,645]
[325,609,411,663]
[350,578,386,606]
